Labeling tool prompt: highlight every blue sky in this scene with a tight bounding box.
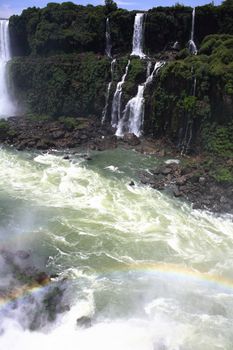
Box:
[0,0,222,18]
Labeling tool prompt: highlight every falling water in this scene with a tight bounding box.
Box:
[116,61,165,137]
[105,18,112,58]
[172,41,180,50]
[146,60,152,78]
[181,67,197,155]
[111,60,130,127]
[131,13,146,58]
[188,8,197,55]
[0,19,15,118]
[101,59,116,124]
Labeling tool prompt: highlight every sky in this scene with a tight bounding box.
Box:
[0,0,222,18]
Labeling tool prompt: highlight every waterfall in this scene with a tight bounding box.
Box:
[146,60,152,78]
[188,8,197,55]
[0,19,15,118]
[105,18,112,58]
[101,59,116,124]
[111,60,130,128]
[180,67,197,155]
[172,41,180,50]
[131,13,145,58]
[116,61,165,137]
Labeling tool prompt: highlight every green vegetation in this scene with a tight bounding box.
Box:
[9,53,110,118]
[213,167,233,183]
[201,122,233,157]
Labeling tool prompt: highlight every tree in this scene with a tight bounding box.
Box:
[105,0,117,14]
[221,0,233,6]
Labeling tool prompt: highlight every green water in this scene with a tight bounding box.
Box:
[0,146,233,350]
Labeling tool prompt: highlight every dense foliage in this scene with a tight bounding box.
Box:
[10,53,110,117]
[9,1,233,56]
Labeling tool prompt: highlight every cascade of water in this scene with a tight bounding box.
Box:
[172,41,180,50]
[101,59,116,124]
[116,61,165,137]
[111,60,130,127]
[146,61,152,78]
[181,67,197,155]
[131,13,145,58]
[105,18,112,58]
[0,19,16,118]
[188,8,197,55]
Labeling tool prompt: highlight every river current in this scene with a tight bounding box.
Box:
[0,146,233,349]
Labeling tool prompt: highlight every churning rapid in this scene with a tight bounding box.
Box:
[0,20,15,117]
[0,146,233,349]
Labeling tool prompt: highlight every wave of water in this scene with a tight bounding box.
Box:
[0,147,232,349]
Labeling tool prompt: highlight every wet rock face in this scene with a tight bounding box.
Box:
[1,116,107,151]
[123,133,141,146]
[140,163,233,214]
[76,316,92,328]
[0,249,70,331]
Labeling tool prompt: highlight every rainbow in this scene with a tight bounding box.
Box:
[0,280,52,311]
[100,262,233,292]
[1,262,233,310]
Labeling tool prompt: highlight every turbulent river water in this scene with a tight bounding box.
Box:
[0,146,233,350]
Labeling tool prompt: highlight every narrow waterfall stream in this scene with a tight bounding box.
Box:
[188,8,197,55]
[0,19,16,117]
[105,18,112,58]
[102,59,116,124]
[111,60,131,127]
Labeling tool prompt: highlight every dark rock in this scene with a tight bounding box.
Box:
[158,149,166,157]
[123,133,141,146]
[35,272,51,285]
[51,131,65,139]
[63,155,70,160]
[80,134,88,140]
[199,176,206,184]
[76,316,92,328]
[176,176,187,186]
[161,167,172,175]
[152,168,161,175]
[83,154,92,160]
[173,186,182,197]
[129,181,135,186]
[16,250,30,260]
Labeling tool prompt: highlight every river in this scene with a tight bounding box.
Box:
[0,146,233,350]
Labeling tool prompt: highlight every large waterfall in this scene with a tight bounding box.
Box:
[116,61,165,137]
[188,8,197,55]
[131,13,145,58]
[0,19,15,118]
[111,60,130,127]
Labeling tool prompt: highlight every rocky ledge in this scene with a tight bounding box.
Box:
[0,116,119,151]
[140,160,233,215]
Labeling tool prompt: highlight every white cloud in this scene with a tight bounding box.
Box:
[116,0,137,5]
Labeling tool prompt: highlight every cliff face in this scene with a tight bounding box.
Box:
[8,1,233,154]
